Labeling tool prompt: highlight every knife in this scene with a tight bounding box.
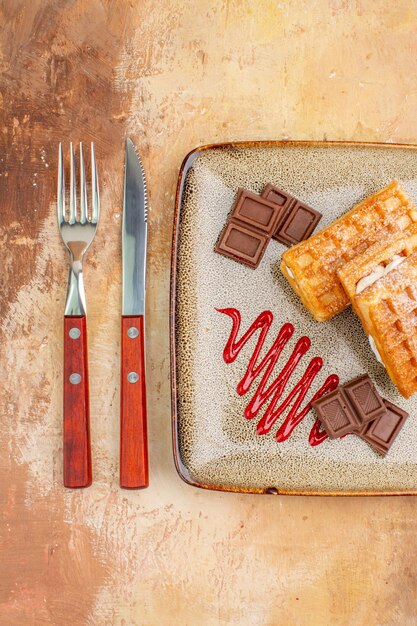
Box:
[120,138,149,489]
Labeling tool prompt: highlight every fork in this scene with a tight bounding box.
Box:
[57,142,99,488]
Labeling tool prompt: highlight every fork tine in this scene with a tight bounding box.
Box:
[69,142,76,224]
[57,143,65,223]
[79,142,88,224]
[91,142,99,224]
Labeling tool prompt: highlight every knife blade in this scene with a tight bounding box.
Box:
[120,138,149,489]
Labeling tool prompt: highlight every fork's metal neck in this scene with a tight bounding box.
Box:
[64,255,87,316]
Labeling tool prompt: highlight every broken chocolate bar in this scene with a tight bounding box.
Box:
[313,375,409,456]
[215,189,286,268]
[261,183,322,245]
[359,399,409,456]
[312,374,386,439]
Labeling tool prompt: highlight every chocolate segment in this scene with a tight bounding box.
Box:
[217,222,268,268]
[262,183,294,209]
[312,374,385,439]
[215,189,286,268]
[277,201,322,245]
[312,388,361,438]
[234,191,282,232]
[359,399,409,456]
[343,374,386,423]
[261,183,295,232]
[261,183,322,245]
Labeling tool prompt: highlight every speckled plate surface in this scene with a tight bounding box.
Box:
[171,141,417,495]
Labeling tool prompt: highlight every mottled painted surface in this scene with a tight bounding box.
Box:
[1,1,417,624]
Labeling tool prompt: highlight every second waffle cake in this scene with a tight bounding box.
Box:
[347,248,417,398]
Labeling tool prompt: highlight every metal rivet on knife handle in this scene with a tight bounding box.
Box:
[127,327,139,339]
[127,372,139,383]
[69,327,81,339]
[69,373,82,385]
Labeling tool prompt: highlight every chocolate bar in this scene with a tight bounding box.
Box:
[359,400,409,456]
[261,183,322,245]
[215,189,286,268]
[312,374,385,439]
[313,375,409,456]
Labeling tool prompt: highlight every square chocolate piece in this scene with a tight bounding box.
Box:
[262,183,294,214]
[343,374,386,424]
[261,183,322,245]
[233,189,285,233]
[311,388,361,439]
[359,400,409,456]
[215,222,268,268]
[215,189,287,269]
[276,201,322,246]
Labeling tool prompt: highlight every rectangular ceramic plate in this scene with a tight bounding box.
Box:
[171,141,417,495]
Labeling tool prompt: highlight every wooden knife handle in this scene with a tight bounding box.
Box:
[63,316,92,488]
[120,316,149,489]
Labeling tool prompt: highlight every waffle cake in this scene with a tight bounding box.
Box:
[280,181,417,321]
[347,251,417,398]
[338,224,417,303]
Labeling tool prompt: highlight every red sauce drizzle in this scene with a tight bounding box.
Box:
[216,307,339,445]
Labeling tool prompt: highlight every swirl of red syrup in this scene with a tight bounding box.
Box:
[216,307,339,446]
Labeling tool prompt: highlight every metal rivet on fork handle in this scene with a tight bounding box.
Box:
[127,327,139,339]
[127,372,139,383]
[69,373,82,385]
[69,327,81,339]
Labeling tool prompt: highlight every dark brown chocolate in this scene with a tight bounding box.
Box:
[261,183,294,226]
[233,189,284,233]
[343,374,386,423]
[261,183,322,245]
[277,201,322,245]
[312,374,385,439]
[216,222,268,268]
[215,189,286,268]
[311,388,360,438]
[359,399,409,456]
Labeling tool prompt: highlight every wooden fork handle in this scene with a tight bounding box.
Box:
[120,316,149,489]
[63,316,92,488]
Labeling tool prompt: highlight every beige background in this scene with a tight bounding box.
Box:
[1,1,417,624]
